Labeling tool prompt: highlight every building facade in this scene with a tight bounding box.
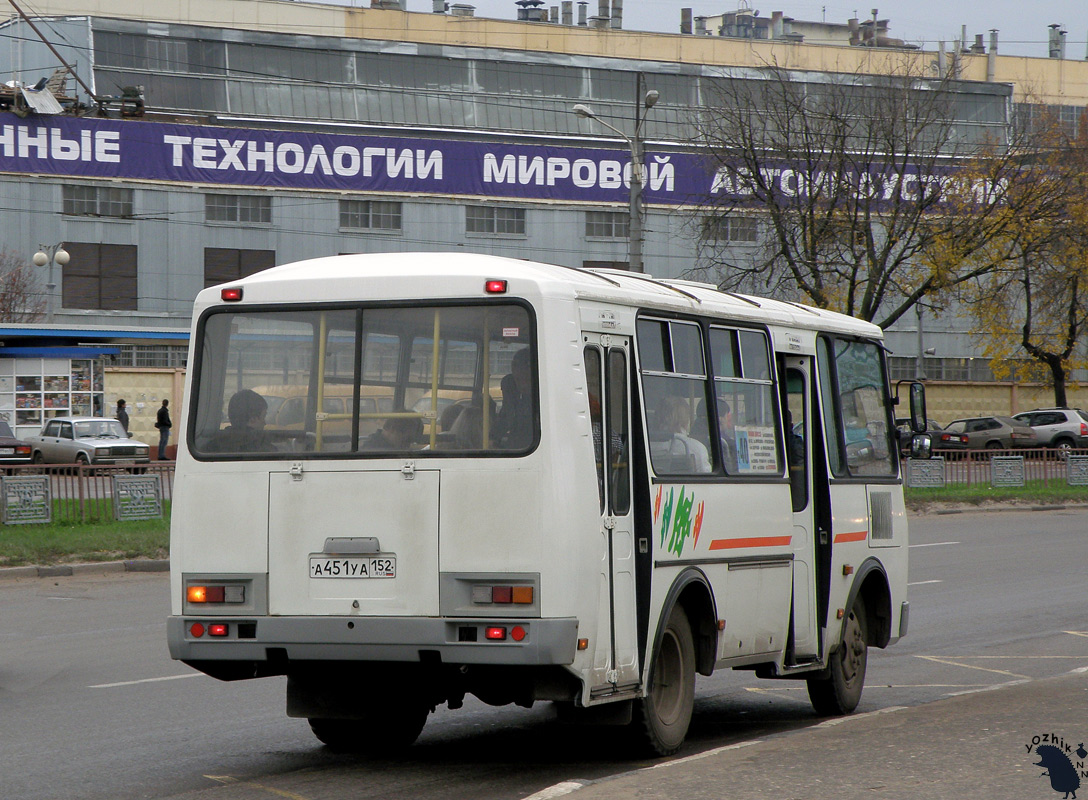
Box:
[2,1,1088,415]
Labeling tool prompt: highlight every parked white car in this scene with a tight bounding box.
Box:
[26,416,151,466]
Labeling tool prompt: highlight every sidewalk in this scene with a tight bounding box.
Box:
[562,670,1088,800]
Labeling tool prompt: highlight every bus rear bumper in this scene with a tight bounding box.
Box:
[167,615,579,669]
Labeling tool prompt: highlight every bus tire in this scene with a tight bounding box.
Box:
[632,605,695,757]
[307,703,428,753]
[807,596,867,715]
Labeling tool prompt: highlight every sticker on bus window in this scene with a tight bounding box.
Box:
[736,427,780,473]
[502,327,519,338]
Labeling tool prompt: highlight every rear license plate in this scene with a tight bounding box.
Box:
[0,448,12,455]
[309,556,396,579]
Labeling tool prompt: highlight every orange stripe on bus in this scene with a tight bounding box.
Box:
[833,530,868,543]
[708,536,793,550]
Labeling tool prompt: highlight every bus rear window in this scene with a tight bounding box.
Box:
[190,303,535,458]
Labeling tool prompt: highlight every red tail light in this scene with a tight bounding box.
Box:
[485,627,507,640]
[1080,423,1087,436]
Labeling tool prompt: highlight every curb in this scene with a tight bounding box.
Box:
[0,559,169,581]
[913,502,1088,516]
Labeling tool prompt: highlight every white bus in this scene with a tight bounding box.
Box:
[168,253,927,756]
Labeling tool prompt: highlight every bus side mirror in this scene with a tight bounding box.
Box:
[910,433,932,460]
[895,380,927,434]
[908,382,927,433]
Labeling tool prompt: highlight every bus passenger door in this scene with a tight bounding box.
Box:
[584,338,640,696]
[781,357,820,662]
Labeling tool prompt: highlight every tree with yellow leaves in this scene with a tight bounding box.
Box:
[956,109,1088,407]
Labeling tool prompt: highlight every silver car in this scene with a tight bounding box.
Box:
[27,416,151,466]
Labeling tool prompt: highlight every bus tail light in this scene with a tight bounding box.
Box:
[187,584,245,604]
[208,623,229,637]
[485,627,507,640]
[472,585,534,604]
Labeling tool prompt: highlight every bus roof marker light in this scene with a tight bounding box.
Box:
[221,287,243,302]
[484,279,508,294]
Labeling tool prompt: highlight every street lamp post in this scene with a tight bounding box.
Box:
[573,81,659,273]
[32,243,69,323]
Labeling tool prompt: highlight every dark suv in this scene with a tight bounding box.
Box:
[1012,408,1088,455]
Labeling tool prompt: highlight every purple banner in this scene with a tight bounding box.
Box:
[0,112,719,206]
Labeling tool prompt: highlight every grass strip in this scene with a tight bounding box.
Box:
[0,517,169,567]
[906,480,1088,510]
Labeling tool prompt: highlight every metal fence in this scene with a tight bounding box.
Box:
[0,463,174,524]
[910,448,1088,487]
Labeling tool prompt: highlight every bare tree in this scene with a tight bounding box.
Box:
[689,60,1065,329]
[0,250,46,323]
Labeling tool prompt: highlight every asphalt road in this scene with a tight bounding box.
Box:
[1,507,1085,800]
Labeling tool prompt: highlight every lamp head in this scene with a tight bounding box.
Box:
[643,89,659,109]
[572,103,595,119]
[32,251,48,267]
[54,247,70,266]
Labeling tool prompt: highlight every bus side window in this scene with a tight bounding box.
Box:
[584,347,605,511]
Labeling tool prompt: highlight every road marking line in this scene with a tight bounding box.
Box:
[206,775,313,800]
[908,579,942,586]
[914,655,1030,679]
[521,781,592,799]
[648,740,762,769]
[1064,631,1088,638]
[909,541,959,548]
[909,653,1088,661]
[89,673,202,689]
[945,679,1030,697]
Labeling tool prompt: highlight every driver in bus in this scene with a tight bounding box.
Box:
[207,389,273,453]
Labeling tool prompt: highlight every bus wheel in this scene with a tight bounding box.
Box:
[308,703,428,753]
[633,605,695,757]
[807,597,867,715]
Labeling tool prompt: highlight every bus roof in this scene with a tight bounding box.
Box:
[195,252,882,339]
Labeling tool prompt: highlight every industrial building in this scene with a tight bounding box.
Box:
[1,0,1087,431]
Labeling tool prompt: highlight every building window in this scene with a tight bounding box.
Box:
[339,199,402,231]
[466,205,526,235]
[62,185,134,218]
[61,243,138,311]
[702,215,759,243]
[585,210,629,239]
[115,344,189,368]
[205,194,272,224]
[204,248,276,288]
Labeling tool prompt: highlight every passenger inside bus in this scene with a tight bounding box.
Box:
[493,347,532,449]
[652,395,711,473]
[362,412,423,451]
[206,389,274,453]
[717,397,737,473]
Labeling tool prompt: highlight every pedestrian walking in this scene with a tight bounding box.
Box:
[116,399,129,433]
[155,398,173,460]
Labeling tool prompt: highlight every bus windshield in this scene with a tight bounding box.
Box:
[190,303,535,458]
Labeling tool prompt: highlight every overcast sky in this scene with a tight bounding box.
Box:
[381,0,1088,59]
